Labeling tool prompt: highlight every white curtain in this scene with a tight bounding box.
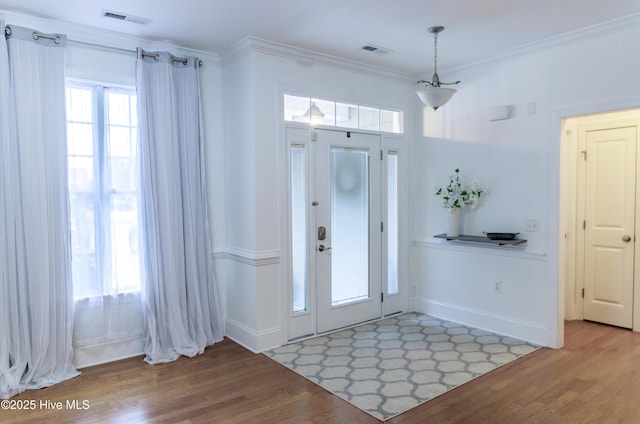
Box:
[136,49,223,364]
[73,294,144,349]
[0,23,79,398]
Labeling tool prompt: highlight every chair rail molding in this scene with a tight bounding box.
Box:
[212,247,280,266]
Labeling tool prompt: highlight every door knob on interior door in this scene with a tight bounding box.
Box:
[622,235,632,242]
[318,244,332,252]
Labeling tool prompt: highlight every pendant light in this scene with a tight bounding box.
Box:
[416,26,460,110]
[302,101,325,124]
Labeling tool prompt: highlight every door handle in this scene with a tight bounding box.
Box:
[318,244,332,252]
[622,235,632,242]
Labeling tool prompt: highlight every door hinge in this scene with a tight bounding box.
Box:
[581,150,587,160]
[381,221,384,232]
[582,288,585,298]
[583,220,586,230]
[381,292,384,302]
[380,150,383,160]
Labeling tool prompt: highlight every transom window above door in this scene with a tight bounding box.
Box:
[284,94,403,134]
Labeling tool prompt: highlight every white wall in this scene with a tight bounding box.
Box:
[411,16,640,347]
[221,38,415,351]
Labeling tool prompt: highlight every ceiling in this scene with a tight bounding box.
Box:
[2,0,640,76]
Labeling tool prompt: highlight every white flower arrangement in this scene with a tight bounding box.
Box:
[435,168,485,209]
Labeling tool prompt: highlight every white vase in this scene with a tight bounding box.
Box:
[446,208,461,237]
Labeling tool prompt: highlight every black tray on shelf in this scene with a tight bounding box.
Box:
[434,233,527,246]
[484,232,519,240]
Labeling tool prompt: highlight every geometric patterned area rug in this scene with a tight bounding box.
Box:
[264,313,539,421]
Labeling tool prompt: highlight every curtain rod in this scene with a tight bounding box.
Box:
[4,25,203,66]
[140,51,202,67]
[4,26,62,44]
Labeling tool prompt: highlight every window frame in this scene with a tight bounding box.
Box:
[66,80,141,299]
[283,94,404,134]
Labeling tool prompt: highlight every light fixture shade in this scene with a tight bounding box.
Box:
[416,87,457,110]
[303,102,325,121]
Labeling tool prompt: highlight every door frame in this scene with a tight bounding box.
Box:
[562,109,640,329]
[283,123,407,343]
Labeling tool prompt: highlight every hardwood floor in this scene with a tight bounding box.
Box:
[4,320,640,423]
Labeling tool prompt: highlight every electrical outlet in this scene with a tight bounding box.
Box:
[494,281,502,293]
[525,219,539,232]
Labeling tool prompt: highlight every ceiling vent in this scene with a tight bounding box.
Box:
[361,44,392,55]
[101,9,151,25]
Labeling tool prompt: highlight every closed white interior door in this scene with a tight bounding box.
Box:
[584,126,637,328]
[315,129,381,333]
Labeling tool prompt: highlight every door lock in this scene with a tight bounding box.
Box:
[318,226,326,240]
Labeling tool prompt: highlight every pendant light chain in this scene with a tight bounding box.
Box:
[433,30,438,75]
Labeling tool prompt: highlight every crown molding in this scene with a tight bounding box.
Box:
[416,12,640,80]
[0,10,221,65]
[221,35,413,82]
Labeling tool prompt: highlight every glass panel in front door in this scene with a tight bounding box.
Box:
[291,145,307,313]
[387,151,399,295]
[330,148,369,306]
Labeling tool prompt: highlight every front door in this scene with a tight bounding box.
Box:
[315,129,382,333]
[583,126,637,328]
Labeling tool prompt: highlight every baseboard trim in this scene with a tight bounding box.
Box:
[225,318,281,353]
[411,297,548,346]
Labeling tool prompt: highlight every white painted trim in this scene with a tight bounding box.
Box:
[212,248,280,266]
[561,110,640,330]
[224,318,281,353]
[552,101,640,349]
[411,297,549,347]
[221,36,412,82]
[255,327,282,352]
[73,337,144,369]
[412,239,547,261]
[439,13,640,79]
[224,318,257,352]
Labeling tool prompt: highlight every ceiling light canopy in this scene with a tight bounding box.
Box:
[416,26,460,110]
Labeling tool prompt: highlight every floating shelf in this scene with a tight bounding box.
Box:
[433,233,527,246]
